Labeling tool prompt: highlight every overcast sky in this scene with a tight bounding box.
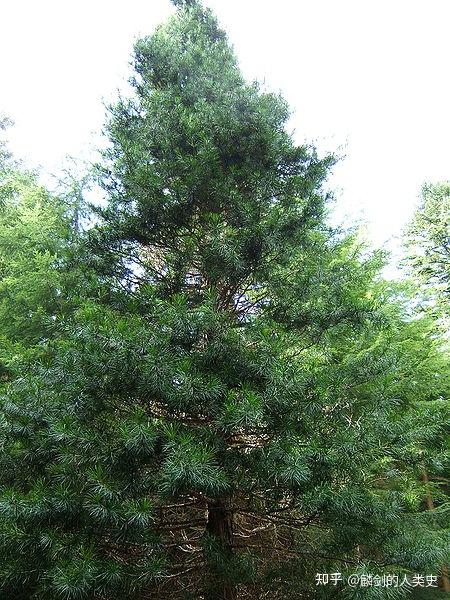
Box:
[1,0,449,260]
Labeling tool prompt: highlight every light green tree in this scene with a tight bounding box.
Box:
[403,181,450,594]
[405,182,450,302]
[0,128,83,380]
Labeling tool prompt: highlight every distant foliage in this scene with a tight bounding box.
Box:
[405,182,450,299]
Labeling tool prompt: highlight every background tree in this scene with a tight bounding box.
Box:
[403,181,450,595]
[0,171,68,384]
[0,128,92,385]
[0,116,14,174]
[404,182,450,303]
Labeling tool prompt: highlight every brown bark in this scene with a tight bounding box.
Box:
[422,469,450,593]
[205,499,237,600]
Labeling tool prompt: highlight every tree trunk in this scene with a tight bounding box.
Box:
[422,469,450,593]
[205,499,237,600]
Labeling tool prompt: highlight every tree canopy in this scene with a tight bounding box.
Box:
[405,182,450,301]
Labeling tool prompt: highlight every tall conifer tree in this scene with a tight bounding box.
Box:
[0,2,448,599]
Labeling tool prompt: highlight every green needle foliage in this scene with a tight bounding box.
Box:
[0,2,448,599]
[0,156,77,382]
[405,182,450,301]
[403,181,450,594]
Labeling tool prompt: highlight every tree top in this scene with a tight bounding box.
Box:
[171,0,199,8]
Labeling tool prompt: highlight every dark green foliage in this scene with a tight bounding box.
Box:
[0,3,448,600]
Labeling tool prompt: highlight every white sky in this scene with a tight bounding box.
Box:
[1,0,449,260]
